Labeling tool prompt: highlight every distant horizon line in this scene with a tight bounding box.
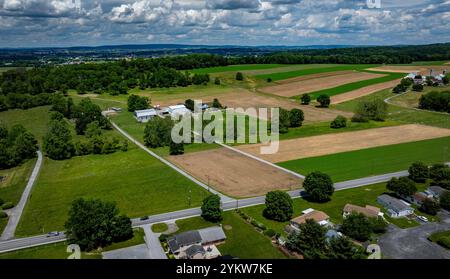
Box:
[1,42,449,50]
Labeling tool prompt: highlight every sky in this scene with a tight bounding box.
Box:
[0,0,449,48]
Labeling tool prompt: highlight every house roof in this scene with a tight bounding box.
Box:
[412,192,428,202]
[198,226,226,244]
[377,194,412,213]
[428,186,446,196]
[134,109,157,118]
[185,245,205,258]
[167,230,202,252]
[291,210,329,225]
[343,204,380,218]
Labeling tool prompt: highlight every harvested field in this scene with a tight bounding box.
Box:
[168,148,302,197]
[368,65,450,75]
[260,71,385,97]
[236,124,450,163]
[331,79,401,104]
[277,70,354,84]
[147,88,352,123]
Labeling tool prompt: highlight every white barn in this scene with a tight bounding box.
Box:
[134,109,157,123]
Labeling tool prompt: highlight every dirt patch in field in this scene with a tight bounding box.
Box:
[148,89,352,123]
[368,65,450,75]
[168,147,302,197]
[276,70,355,84]
[236,124,450,163]
[331,79,401,104]
[260,72,386,97]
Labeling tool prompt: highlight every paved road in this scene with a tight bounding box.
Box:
[1,151,43,241]
[143,225,167,259]
[110,121,234,202]
[0,233,66,254]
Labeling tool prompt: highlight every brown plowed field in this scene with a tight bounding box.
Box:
[331,79,401,104]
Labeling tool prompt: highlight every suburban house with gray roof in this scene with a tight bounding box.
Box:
[134,108,157,123]
[377,194,414,218]
[426,186,446,199]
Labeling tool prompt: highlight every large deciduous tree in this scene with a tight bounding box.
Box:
[408,161,429,183]
[201,194,222,222]
[263,190,293,222]
[386,177,417,197]
[127,94,149,112]
[143,117,174,148]
[43,119,75,160]
[303,172,334,202]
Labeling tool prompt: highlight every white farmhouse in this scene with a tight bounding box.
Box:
[134,109,157,123]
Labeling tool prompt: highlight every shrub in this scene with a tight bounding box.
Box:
[214,78,221,85]
[201,194,222,222]
[393,84,407,94]
[0,211,7,218]
[267,78,272,83]
[412,84,424,92]
[263,190,293,222]
[264,229,276,238]
[2,202,14,210]
[159,234,169,242]
[236,72,244,81]
[0,198,4,206]
[437,237,450,249]
[301,94,311,105]
[317,95,331,108]
[330,115,347,129]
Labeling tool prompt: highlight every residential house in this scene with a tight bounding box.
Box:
[404,192,429,206]
[134,108,157,123]
[167,226,226,259]
[168,104,191,118]
[377,194,414,218]
[289,209,331,231]
[426,186,446,199]
[342,204,382,219]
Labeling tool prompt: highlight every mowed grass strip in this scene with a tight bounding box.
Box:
[175,211,288,259]
[190,64,287,74]
[302,72,404,99]
[16,147,210,236]
[277,136,450,182]
[255,64,376,81]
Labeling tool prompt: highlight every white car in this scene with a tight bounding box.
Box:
[417,216,428,222]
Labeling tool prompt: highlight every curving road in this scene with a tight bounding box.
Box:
[1,150,43,241]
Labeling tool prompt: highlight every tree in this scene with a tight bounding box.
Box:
[185,99,195,111]
[85,121,102,138]
[12,131,38,161]
[330,115,347,129]
[327,236,366,259]
[236,72,244,81]
[289,109,304,128]
[212,98,223,109]
[50,93,67,115]
[65,198,133,251]
[369,216,388,233]
[408,161,429,183]
[201,194,222,222]
[267,77,272,83]
[393,84,407,94]
[286,219,328,259]
[341,213,372,242]
[143,117,173,148]
[429,164,450,189]
[301,94,311,105]
[43,119,74,160]
[279,108,290,134]
[263,191,293,222]
[386,177,417,197]
[303,172,334,202]
[127,94,149,112]
[440,190,450,211]
[317,95,330,108]
[169,140,184,155]
[420,198,440,216]
[352,98,387,122]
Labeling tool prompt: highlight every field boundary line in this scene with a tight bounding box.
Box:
[110,120,234,202]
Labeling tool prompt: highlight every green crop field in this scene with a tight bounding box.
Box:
[301,72,404,100]
[277,136,450,182]
[0,106,51,144]
[0,159,36,206]
[255,64,376,81]
[175,211,288,259]
[15,146,210,236]
[190,64,287,74]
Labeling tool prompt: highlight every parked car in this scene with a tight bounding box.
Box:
[46,231,60,237]
[417,216,428,222]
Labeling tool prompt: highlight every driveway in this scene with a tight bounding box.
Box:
[378,211,450,259]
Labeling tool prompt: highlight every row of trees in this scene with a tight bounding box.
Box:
[0,124,38,170]
[419,91,450,113]
[143,116,184,155]
[0,92,53,111]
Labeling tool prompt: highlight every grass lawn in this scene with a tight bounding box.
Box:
[175,211,288,259]
[0,106,51,144]
[0,228,145,259]
[151,223,168,233]
[255,64,376,81]
[277,136,450,182]
[16,146,210,236]
[0,159,36,206]
[0,217,7,235]
[191,64,288,74]
[302,72,404,100]
[428,230,450,242]
[333,88,450,129]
